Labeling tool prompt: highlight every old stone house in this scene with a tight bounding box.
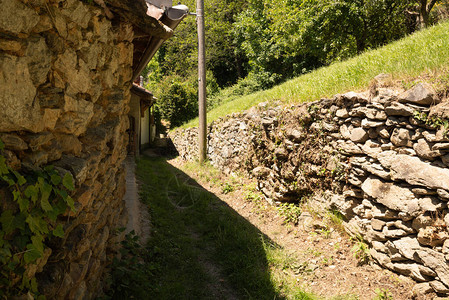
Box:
[0,0,187,298]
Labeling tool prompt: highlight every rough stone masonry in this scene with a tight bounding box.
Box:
[171,77,449,296]
[0,0,136,298]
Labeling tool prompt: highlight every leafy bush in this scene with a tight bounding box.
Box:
[154,76,197,128]
[102,230,155,299]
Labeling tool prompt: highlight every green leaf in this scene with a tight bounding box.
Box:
[0,156,8,175]
[31,277,38,293]
[62,173,75,191]
[39,180,53,212]
[66,196,75,212]
[37,295,47,300]
[24,185,39,204]
[26,215,42,234]
[31,235,44,254]
[1,174,15,186]
[12,170,26,186]
[15,191,30,212]
[53,224,64,238]
[24,244,42,263]
[56,188,68,200]
[13,213,26,231]
[0,210,15,234]
[51,173,62,186]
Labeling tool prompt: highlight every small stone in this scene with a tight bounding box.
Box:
[412,282,433,296]
[391,128,413,147]
[430,280,449,294]
[361,118,384,128]
[371,219,386,231]
[399,82,440,106]
[350,128,369,143]
[414,139,442,160]
[433,143,449,150]
[385,102,415,116]
[0,134,28,150]
[437,189,449,200]
[336,108,349,118]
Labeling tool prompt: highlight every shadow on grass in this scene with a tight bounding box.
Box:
[136,155,290,300]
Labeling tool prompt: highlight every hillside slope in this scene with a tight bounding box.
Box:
[181,21,449,129]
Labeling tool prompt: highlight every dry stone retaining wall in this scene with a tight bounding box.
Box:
[0,0,135,298]
[171,80,449,295]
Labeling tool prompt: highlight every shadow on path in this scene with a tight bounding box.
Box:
[136,154,286,300]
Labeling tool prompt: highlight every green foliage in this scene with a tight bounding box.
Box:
[221,182,234,194]
[276,203,302,225]
[0,140,75,298]
[153,75,198,128]
[351,235,371,265]
[373,288,393,300]
[102,230,155,299]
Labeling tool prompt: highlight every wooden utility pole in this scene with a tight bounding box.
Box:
[197,0,207,163]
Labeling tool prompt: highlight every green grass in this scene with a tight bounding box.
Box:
[180,21,449,129]
[136,156,318,299]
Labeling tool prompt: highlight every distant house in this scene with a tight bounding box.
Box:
[129,80,156,155]
[128,1,189,155]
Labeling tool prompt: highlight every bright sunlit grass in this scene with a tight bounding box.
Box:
[179,21,449,129]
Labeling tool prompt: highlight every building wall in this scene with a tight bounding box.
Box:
[141,108,150,147]
[129,93,142,154]
[0,0,136,298]
[170,81,449,295]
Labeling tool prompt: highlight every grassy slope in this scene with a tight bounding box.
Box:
[181,21,449,129]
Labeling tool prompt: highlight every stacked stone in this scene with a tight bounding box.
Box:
[170,79,449,295]
[0,0,134,298]
[326,83,449,295]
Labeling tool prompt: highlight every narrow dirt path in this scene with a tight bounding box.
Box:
[168,157,436,300]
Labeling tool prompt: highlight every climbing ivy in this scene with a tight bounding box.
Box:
[0,139,75,299]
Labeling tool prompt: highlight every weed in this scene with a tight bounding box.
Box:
[326,210,346,234]
[221,182,234,194]
[102,230,155,299]
[373,288,393,300]
[276,203,302,224]
[351,235,371,265]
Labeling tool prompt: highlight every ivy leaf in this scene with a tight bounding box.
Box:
[66,196,76,212]
[0,210,15,234]
[26,215,39,234]
[53,224,64,238]
[24,185,39,204]
[31,235,44,254]
[24,244,42,264]
[62,173,75,191]
[1,174,15,186]
[14,191,30,212]
[51,173,61,186]
[0,156,8,175]
[39,180,53,212]
[13,213,26,231]
[12,170,26,186]
[56,188,68,201]
[31,277,38,293]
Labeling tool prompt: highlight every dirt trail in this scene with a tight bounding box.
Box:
[168,157,433,300]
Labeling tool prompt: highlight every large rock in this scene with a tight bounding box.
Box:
[361,176,420,216]
[416,248,449,287]
[0,0,39,35]
[399,82,440,106]
[390,154,449,190]
[0,55,44,132]
[26,36,51,86]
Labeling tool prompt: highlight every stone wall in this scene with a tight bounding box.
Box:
[0,0,134,298]
[170,78,449,295]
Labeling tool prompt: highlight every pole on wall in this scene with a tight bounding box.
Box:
[197,0,207,163]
